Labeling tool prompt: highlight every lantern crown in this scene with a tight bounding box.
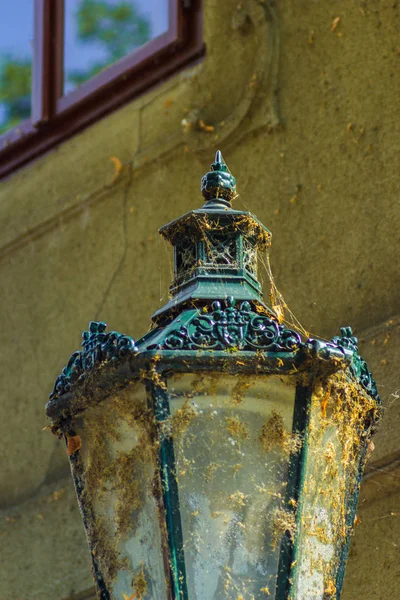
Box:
[154,151,272,320]
[200,150,237,207]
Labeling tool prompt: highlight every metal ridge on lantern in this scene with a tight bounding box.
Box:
[46,152,382,600]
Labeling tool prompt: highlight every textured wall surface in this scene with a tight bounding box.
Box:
[0,1,399,598]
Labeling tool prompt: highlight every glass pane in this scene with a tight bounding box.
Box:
[168,373,298,599]
[64,0,169,94]
[293,422,343,599]
[0,3,32,134]
[73,383,167,599]
[292,377,368,599]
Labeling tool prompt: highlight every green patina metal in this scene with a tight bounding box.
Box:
[49,320,137,401]
[331,327,379,404]
[275,383,313,600]
[151,381,189,600]
[46,152,382,600]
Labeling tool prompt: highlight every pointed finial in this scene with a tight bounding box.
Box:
[201,150,237,207]
[212,150,227,172]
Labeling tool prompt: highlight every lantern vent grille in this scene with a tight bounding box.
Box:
[243,237,258,277]
[175,240,197,283]
[204,232,237,267]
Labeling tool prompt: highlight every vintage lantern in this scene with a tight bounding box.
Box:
[46,152,381,600]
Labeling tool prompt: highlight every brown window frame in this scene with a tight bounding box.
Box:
[0,0,204,179]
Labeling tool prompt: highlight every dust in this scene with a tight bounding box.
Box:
[232,376,252,405]
[171,400,197,436]
[132,565,147,599]
[271,507,297,548]
[260,409,302,455]
[226,415,249,439]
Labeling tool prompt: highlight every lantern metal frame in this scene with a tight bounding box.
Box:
[46,152,381,600]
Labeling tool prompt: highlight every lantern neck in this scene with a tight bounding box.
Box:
[153,152,272,321]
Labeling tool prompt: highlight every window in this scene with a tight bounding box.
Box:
[0,0,203,179]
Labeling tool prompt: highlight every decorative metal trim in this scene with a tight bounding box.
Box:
[162,296,302,352]
[332,326,380,402]
[160,300,379,402]
[48,317,380,405]
[306,327,380,403]
[49,321,137,400]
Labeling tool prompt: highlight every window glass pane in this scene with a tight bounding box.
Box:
[64,0,169,94]
[0,3,33,134]
[168,373,298,600]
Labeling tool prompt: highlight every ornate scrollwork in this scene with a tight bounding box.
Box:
[49,321,137,400]
[163,296,302,352]
[332,326,380,402]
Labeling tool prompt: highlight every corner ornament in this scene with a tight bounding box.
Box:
[307,326,380,403]
[49,321,137,401]
[332,326,380,402]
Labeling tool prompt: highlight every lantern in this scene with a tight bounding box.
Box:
[46,152,381,600]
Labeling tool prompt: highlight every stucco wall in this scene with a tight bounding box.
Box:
[0,1,399,598]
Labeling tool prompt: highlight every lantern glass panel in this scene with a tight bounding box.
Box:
[293,420,343,599]
[72,384,167,599]
[292,375,371,599]
[168,373,297,600]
